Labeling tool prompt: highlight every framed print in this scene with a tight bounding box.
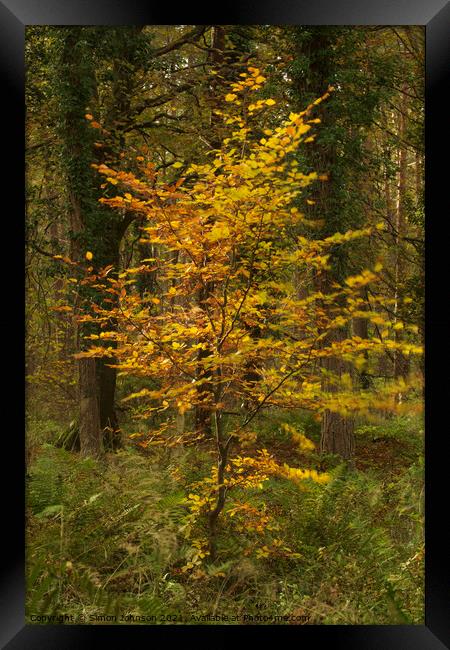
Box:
[1,0,449,647]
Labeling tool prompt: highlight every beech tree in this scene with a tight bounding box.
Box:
[70,70,422,562]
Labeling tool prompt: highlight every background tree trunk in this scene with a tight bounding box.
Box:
[290,27,356,459]
[393,96,410,401]
[98,359,120,449]
[79,358,103,458]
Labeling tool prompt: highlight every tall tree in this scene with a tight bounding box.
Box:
[287,26,404,458]
[28,26,211,455]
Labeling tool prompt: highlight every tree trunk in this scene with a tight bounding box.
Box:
[319,327,355,460]
[79,358,103,458]
[194,283,214,438]
[208,412,229,560]
[393,93,410,401]
[291,28,356,459]
[320,411,355,459]
[241,322,263,411]
[352,290,371,389]
[98,359,121,450]
[56,28,147,454]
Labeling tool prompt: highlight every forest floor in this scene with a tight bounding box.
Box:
[26,409,424,626]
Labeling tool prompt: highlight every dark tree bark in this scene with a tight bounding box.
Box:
[98,359,120,449]
[319,328,355,460]
[79,358,103,458]
[353,290,372,390]
[57,28,104,457]
[194,282,214,438]
[241,322,263,411]
[56,27,146,454]
[291,27,356,459]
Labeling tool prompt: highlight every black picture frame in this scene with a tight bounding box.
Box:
[3,1,449,647]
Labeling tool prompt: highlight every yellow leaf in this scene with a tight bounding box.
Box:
[207,223,230,242]
[85,251,93,261]
[265,99,276,106]
[225,93,237,102]
[173,161,183,168]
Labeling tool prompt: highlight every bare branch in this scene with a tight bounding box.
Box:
[152,26,211,58]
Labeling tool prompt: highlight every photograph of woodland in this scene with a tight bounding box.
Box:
[26,25,424,625]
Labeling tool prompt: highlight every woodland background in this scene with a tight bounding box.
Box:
[26,25,424,624]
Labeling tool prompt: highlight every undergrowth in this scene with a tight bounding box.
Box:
[26,411,424,625]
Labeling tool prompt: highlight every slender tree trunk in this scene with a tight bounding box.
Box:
[208,411,229,560]
[352,135,374,390]
[353,292,371,390]
[242,323,263,410]
[415,149,425,389]
[195,282,214,438]
[393,95,410,401]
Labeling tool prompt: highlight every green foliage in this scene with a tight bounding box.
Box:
[27,413,423,624]
[356,413,424,463]
[261,459,424,623]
